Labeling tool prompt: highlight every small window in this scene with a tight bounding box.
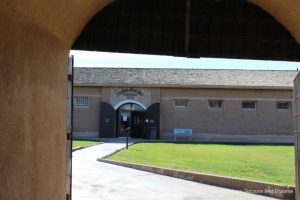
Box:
[242,101,257,111]
[75,97,89,107]
[209,100,223,110]
[276,101,291,111]
[174,99,189,109]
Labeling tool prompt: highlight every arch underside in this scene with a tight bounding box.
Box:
[73,0,300,61]
[114,100,147,110]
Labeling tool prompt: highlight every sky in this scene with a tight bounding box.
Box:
[70,50,300,71]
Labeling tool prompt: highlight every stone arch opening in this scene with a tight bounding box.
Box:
[114,100,147,110]
[73,0,300,61]
[1,0,300,199]
[70,1,300,199]
[116,102,146,138]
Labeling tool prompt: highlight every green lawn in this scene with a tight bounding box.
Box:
[108,143,295,185]
[72,140,99,148]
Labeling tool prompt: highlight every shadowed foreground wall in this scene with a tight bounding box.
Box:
[0,9,69,200]
[0,1,111,200]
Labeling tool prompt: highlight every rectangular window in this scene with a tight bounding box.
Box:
[75,96,89,107]
[209,100,223,110]
[276,101,291,111]
[174,99,189,109]
[242,101,257,111]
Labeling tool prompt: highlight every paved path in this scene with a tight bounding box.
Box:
[72,143,275,200]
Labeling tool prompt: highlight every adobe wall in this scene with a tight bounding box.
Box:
[0,1,111,200]
[249,0,300,43]
[74,86,293,141]
[160,88,293,138]
[0,12,69,200]
[73,87,102,137]
[73,86,160,137]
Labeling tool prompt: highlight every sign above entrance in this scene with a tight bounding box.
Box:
[116,88,144,99]
[111,88,151,109]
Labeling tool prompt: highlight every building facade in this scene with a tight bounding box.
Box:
[74,68,297,142]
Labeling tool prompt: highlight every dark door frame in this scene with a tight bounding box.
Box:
[116,102,146,138]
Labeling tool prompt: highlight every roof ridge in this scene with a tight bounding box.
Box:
[74,67,298,72]
[74,67,297,89]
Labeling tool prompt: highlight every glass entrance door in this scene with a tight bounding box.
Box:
[118,110,131,137]
[131,111,144,138]
[117,103,145,138]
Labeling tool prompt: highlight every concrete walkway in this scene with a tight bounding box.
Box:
[72,142,276,200]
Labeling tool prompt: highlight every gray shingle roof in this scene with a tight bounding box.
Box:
[74,67,298,89]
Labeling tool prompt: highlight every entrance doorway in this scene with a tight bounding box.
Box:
[117,103,145,138]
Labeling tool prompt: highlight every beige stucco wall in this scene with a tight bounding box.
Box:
[73,87,101,137]
[151,88,161,103]
[0,1,111,199]
[73,86,107,137]
[74,86,293,140]
[73,86,160,137]
[101,87,112,103]
[0,9,70,200]
[249,0,300,44]
[160,88,293,139]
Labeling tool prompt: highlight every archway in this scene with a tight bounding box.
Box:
[114,100,147,110]
[71,1,295,198]
[116,102,146,138]
[1,0,300,200]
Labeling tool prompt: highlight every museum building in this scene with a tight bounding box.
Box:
[73,67,297,142]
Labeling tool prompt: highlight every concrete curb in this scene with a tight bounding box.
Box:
[72,142,103,152]
[98,159,295,199]
[72,146,85,152]
[99,142,136,159]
